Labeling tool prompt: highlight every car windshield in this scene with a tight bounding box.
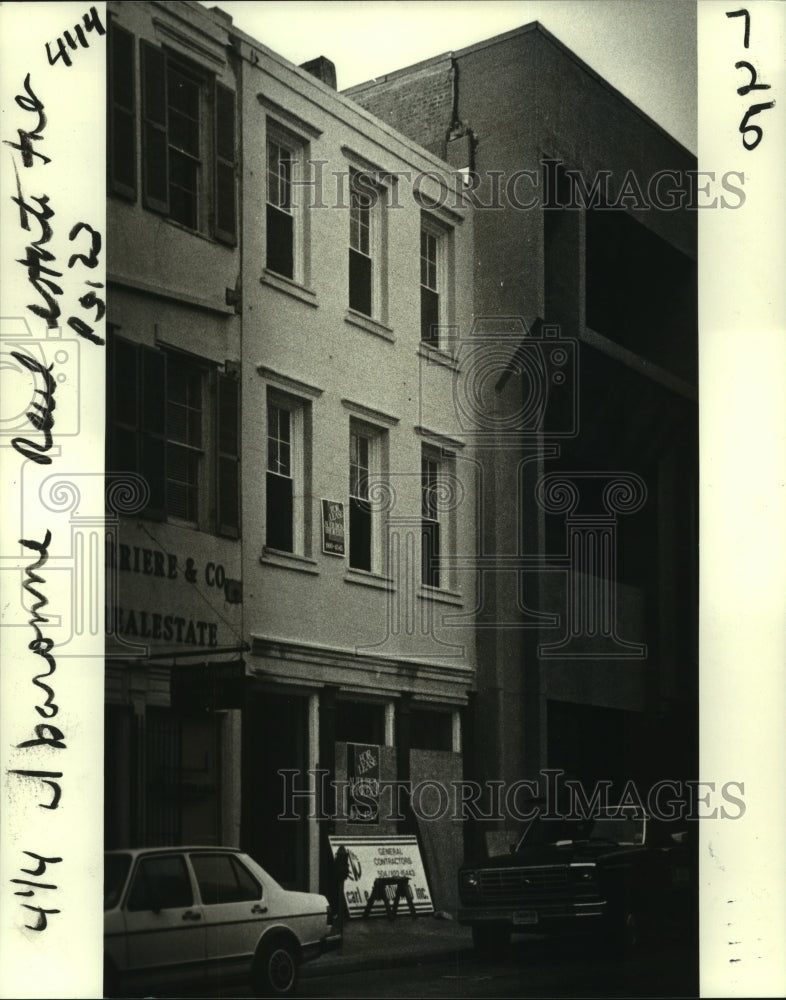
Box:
[516,813,645,849]
[105,853,132,910]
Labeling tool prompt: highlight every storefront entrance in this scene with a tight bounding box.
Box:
[241,689,309,889]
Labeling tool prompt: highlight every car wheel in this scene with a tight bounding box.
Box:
[472,922,509,960]
[251,937,300,997]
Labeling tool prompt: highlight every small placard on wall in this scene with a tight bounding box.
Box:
[321,498,346,555]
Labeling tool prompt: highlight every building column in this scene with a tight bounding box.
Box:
[307,693,320,892]
[318,686,338,897]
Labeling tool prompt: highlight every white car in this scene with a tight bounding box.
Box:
[104,846,341,997]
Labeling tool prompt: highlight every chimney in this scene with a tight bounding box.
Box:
[300,56,337,90]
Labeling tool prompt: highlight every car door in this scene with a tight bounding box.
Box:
[189,851,269,979]
[122,852,206,989]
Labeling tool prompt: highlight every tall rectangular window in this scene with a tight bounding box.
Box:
[420,227,439,345]
[266,140,294,279]
[419,213,453,348]
[266,403,293,552]
[139,40,236,243]
[166,357,203,523]
[107,335,239,534]
[349,176,373,316]
[421,454,441,588]
[349,429,372,571]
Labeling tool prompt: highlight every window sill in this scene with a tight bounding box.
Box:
[417,342,459,371]
[418,585,464,607]
[143,208,238,250]
[344,568,395,591]
[261,270,318,308]
[166,515,201,532]
[344,310,395,342]
[261,548,319,574]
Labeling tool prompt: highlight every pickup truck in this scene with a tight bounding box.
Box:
[458,811,695,957]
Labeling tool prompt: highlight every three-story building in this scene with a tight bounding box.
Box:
[106,0,477,908]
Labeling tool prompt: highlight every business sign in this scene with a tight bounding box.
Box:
[347,742,380,824]
[321,499,345,555]
[328,835,434,918]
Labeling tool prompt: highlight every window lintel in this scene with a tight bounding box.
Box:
[258,366,324,399]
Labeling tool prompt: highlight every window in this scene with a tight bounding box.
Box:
[349,428,372,571]
[107,335,240,535]
[135,40,236,242]
[421,453,442,588]
[266,403,293,552]
[420,228,439,344]
[420,444,460,592]
[266,395,310,556]
[348,420,390,574]
[264,118,314,289]
[348,171,386,320]
[266,139,294,279]
[166,358,203,523]
[191,853,261,906]
[419,214,452,348]
[127,855,192,911]
[349,177,372,315]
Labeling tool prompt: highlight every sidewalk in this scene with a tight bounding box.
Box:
[302,912,474,979]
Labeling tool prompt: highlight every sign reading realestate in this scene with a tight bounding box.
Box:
[321,499,345,555]
[328,835,434,918]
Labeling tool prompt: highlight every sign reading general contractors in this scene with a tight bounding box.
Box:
[321,499,346,555]
[328,835,434,917]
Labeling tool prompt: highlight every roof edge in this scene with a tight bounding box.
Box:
[345,20,696,159]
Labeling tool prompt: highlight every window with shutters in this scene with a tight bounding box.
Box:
[107,334,240,536]
[107,36,237,243]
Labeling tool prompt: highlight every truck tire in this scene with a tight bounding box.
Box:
[601,903,640,959]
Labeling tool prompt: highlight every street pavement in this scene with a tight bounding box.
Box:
[302,911,475,979]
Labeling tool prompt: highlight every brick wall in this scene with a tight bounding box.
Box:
[348,60,454,159]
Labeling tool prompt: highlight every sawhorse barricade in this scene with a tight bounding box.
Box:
[362,876,417,919]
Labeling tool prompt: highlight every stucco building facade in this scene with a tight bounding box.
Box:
[105,0,244,852]
[105,0,477,907]
[237,16,476,900]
